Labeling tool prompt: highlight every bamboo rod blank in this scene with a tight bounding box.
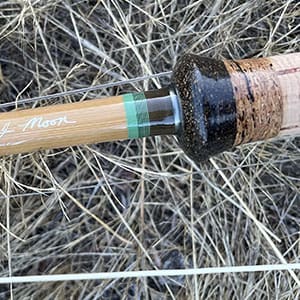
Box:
[0,96,127,155]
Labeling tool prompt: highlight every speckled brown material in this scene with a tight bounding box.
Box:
[172,54,237,162]
[224,58,283,146]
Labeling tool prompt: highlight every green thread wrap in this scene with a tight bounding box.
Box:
[123,92,150,138]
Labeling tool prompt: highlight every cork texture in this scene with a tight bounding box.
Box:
[270,53,300,136]
[224,57,283,146]
[173,54,236,162]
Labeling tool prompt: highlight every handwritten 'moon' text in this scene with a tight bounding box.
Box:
[21,116,76,132]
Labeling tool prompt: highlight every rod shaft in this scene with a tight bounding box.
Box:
[0,96,127,155]
[0,90,178,155]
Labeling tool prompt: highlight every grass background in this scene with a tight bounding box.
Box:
[0,0,299,299]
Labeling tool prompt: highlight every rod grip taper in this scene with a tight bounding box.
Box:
[173,53,300,162]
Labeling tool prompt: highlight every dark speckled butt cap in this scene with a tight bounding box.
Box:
[172,54,237,162]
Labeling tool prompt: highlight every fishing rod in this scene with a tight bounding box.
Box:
[0,52,299,162]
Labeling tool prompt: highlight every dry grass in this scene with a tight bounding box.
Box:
[0,0,300,299]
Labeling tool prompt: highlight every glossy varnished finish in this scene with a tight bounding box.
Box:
[145,88,176,136]
[0,89,179,156]
[173,54,237,162]
[0,96,128,155]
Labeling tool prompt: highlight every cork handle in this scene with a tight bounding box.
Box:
[173,52,300,162]
[224,53,300,145]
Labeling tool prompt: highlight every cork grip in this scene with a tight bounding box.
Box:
[224,53,300,145]
[173,52,300,162]
[269,53,300,136]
